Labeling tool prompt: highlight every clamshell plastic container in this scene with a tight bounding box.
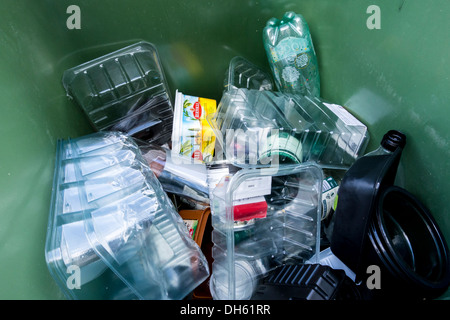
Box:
[62,42,173,145]
[45,132,209,300]
[208,88,369,169]
[224,56,274,92]
[208,163,323,300]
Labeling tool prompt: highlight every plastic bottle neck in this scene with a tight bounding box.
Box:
[365,145,393,157]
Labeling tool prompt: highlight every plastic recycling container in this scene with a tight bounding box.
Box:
[0,0,449,300]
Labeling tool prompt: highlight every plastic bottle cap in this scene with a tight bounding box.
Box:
[381,130,406,152]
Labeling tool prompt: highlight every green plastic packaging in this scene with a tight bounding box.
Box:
[263,11,320,97]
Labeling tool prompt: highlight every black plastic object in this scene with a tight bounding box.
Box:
[330,131,450,300]
[380,130,407,152]
[364,186,450,299]
[251,264,361,300]
[330,147,402,278]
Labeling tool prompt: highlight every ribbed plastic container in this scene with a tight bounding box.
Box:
[208,88,369,169]
[208,163,323,300]
[224,56,274,92]
[62,42,173,145]
[45,132,209,300]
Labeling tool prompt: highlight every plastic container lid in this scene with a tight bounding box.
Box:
[62,41,174,145]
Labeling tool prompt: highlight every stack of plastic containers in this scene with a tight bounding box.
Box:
[208,163,323,300]
[45,131,209,300]
[62,41,173,145]
[208,88,369,169]
[207,69,369,299]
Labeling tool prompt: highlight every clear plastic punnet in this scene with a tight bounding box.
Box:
[45,131,209,300]
[208,163,323,300]
[207,88,369,169]
[62,41,173,145]
[224,56,274,92]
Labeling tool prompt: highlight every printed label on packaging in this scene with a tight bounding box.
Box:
[323,103,364,127]
[206,166,231,196]
[172,90,217,163]
[270,37,310,63]
[183,219,198,239]
[233,196,268,221]
[231,176,272,221]
[322,102,368,154]
[233,176,272,200]
[207,165,272,222]
[322,177,339,219]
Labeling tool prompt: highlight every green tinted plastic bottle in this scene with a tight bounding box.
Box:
[263,11,320,97]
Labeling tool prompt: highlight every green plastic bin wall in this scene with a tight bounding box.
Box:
[0,0,448,299]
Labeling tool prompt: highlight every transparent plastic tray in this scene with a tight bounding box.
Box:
[45,132,209,300]
[208,163,323,300]
[62,41,173,145]
[224,56,274,91]
[207,88,369,169]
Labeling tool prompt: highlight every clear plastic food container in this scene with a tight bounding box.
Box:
[208,88,369,169]
[62,42,173,145]
[224,56,274,91]
[208,163,323,299]
[45,132,209,300]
